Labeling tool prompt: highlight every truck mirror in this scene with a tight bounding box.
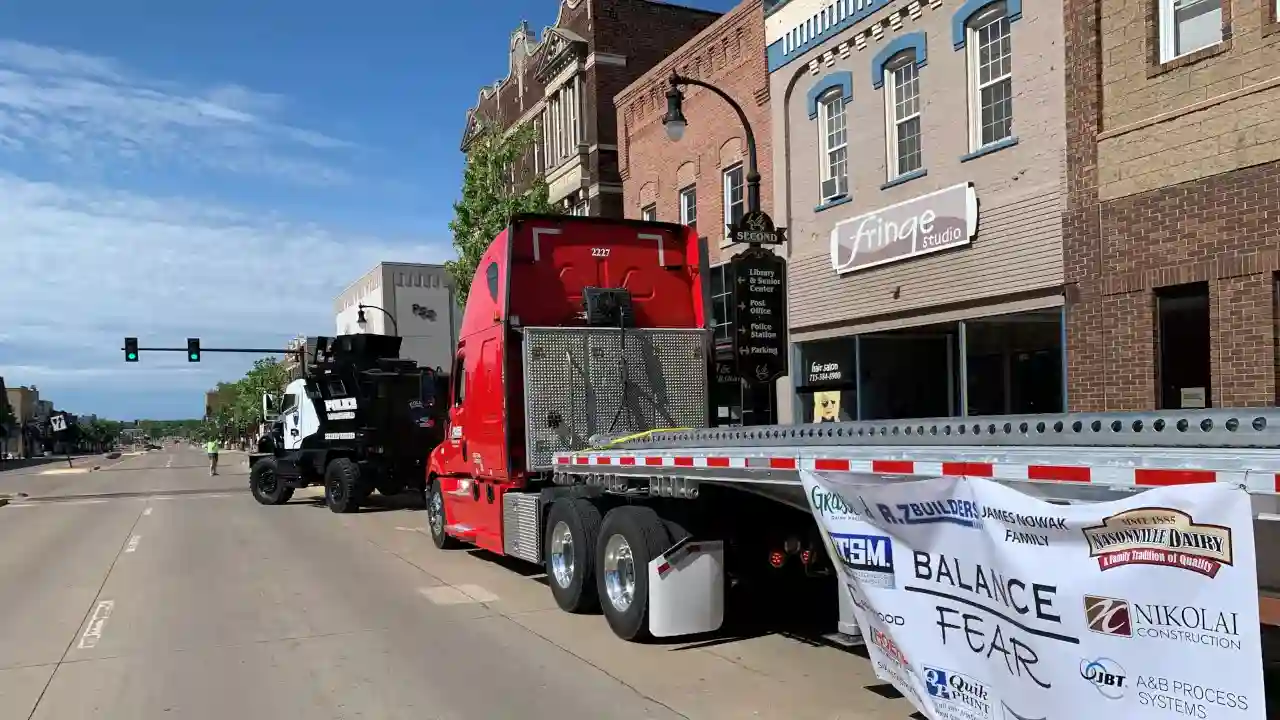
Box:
[262,393,280,422]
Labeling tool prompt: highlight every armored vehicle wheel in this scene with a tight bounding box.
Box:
[249,457,293,506]
[325,457,362,514]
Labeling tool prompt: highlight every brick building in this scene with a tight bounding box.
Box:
[461,0,721,218]
[615,0,773,425]
[1064,0,1280,412]
[765,0,1068,424]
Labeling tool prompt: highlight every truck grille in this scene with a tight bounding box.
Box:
[522,327,709,470]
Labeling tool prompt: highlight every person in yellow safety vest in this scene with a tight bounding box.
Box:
[205,438,220,476]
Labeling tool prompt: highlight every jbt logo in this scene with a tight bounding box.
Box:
[1080,657,1127,700]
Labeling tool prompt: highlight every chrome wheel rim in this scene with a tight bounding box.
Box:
[549,520,575,589]
[428,488,444,537]
[602,533,635,613]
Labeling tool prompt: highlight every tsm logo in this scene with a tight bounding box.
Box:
[1083,595,1133,637]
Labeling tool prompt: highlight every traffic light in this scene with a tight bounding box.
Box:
[124,337,139,362]
[187,338,201,362]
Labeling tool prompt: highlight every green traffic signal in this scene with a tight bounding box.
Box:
[124,337,139,362]
[187,338,201,362]
[128,352,138,361]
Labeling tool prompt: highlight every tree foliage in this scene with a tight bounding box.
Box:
[447,119,560,305]
[202,357,293,441]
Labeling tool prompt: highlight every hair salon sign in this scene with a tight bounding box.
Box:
[829,183,978,275]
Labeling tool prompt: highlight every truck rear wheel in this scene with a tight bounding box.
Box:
[325,458,362,514]
[596,506,672,641]
[545,498,602,614]
[426,478,460,549]
[249,457,293,506]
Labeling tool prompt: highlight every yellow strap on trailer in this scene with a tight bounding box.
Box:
[588,428,692,451]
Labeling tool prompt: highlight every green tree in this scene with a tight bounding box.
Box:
[447,119,560,305]
[0,398,15,436]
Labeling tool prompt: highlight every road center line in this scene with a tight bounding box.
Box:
[76,600,115,649]
[124,535,141,553]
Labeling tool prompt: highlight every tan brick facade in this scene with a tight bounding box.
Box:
[615,0,772,259]
[1065,0,1280,411]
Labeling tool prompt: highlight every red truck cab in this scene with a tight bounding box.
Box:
[428,214,707,554]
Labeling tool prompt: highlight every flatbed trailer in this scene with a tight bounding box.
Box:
[550,407,1280,633]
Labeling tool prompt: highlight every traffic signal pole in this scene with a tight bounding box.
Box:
[126,346,303,355]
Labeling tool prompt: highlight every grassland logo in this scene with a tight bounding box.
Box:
[1082,507,1232,578]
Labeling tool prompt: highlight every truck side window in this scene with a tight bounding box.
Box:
[327,379,347,397]
[280,393,298,414]
[452,357,466,406]
[486,262,499,302]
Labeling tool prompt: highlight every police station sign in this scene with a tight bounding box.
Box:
[800,471,1266,720]
[830,182,979,275]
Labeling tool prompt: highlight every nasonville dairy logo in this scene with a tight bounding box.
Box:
[1081,507,1232,578]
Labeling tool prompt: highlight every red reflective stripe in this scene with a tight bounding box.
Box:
[1135,469,1216,486]
[674,457,695,467]
[619,456,637,465]
[706,457,731,468]
[1027,465,1091,483]
[872,460,914,474]
[644,457,664,466]
[555,456,569,464]
[942,462,994,477]
[574,457,588,465]
[769,457,797,470]
[814,458,851,471]
[657,562,671,576]
[1275,473,1280,493]
[595,456,612,465]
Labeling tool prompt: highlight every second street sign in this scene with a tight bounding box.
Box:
[730,246,788,383]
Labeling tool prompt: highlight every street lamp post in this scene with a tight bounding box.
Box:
[662,71,762,215]
[663,71,780,429]
[357,304,399,337]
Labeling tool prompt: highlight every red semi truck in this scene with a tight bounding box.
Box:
[424,214,831,641]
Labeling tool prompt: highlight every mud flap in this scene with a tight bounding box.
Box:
[646,537,725,638]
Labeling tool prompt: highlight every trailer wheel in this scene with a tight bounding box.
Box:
[545,498,603,614]
[249,457,293,505]
[596,506,672,641]
[426,478,460,549]
[325,458,362,514]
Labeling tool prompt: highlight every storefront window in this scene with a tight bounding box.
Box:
[964,310,1064,415]
[859,328,955,420]
[797,338,858,423]
[1156,283,1210,410]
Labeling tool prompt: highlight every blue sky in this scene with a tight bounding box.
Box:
[0,0,736,420]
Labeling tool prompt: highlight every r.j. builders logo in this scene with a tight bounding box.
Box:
[1082,507,1233,578]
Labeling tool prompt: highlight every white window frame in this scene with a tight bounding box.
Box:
[641,204,657,221]
[709,262,733,347]
[966,3,1014,152]
[722,164,745,244]
[884,53,923,180]
[817,91,849,203]
[1158,0,1225,63]
[679,185,697,227]
[541,74,584,170]
[572,200,589,216]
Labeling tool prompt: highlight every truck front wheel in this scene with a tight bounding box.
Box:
[596,506,672,641]
[325,458,362,514]
[426,478,460,549]
[545,498,602,614]
[249,457,293,506]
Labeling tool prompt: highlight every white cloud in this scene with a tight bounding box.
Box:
[0,40,355,184]
[0,173,452,415]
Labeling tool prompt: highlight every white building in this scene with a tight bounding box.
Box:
[333,262,462,373]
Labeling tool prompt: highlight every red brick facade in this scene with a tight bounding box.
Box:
[462,0,720,218]
[614,0,772,263]
[1064,0,1280,411]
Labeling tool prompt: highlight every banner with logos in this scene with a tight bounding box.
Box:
[801,470,1266,720]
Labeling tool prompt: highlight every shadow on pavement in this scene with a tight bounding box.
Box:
[0,456,82,472]
[293,490,427,514]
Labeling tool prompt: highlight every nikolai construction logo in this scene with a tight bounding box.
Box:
[1081,507,1233,578]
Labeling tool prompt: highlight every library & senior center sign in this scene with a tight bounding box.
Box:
[829,182,979,275]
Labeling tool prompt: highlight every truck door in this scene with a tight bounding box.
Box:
[280,391,301,450]
[441,351,468,474]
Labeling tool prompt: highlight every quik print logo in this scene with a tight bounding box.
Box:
[876,499,983,530]
[830,533,895,589]
[924,666,993,720]
[1080,657,1127,700]
[1082,507,1233,578]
